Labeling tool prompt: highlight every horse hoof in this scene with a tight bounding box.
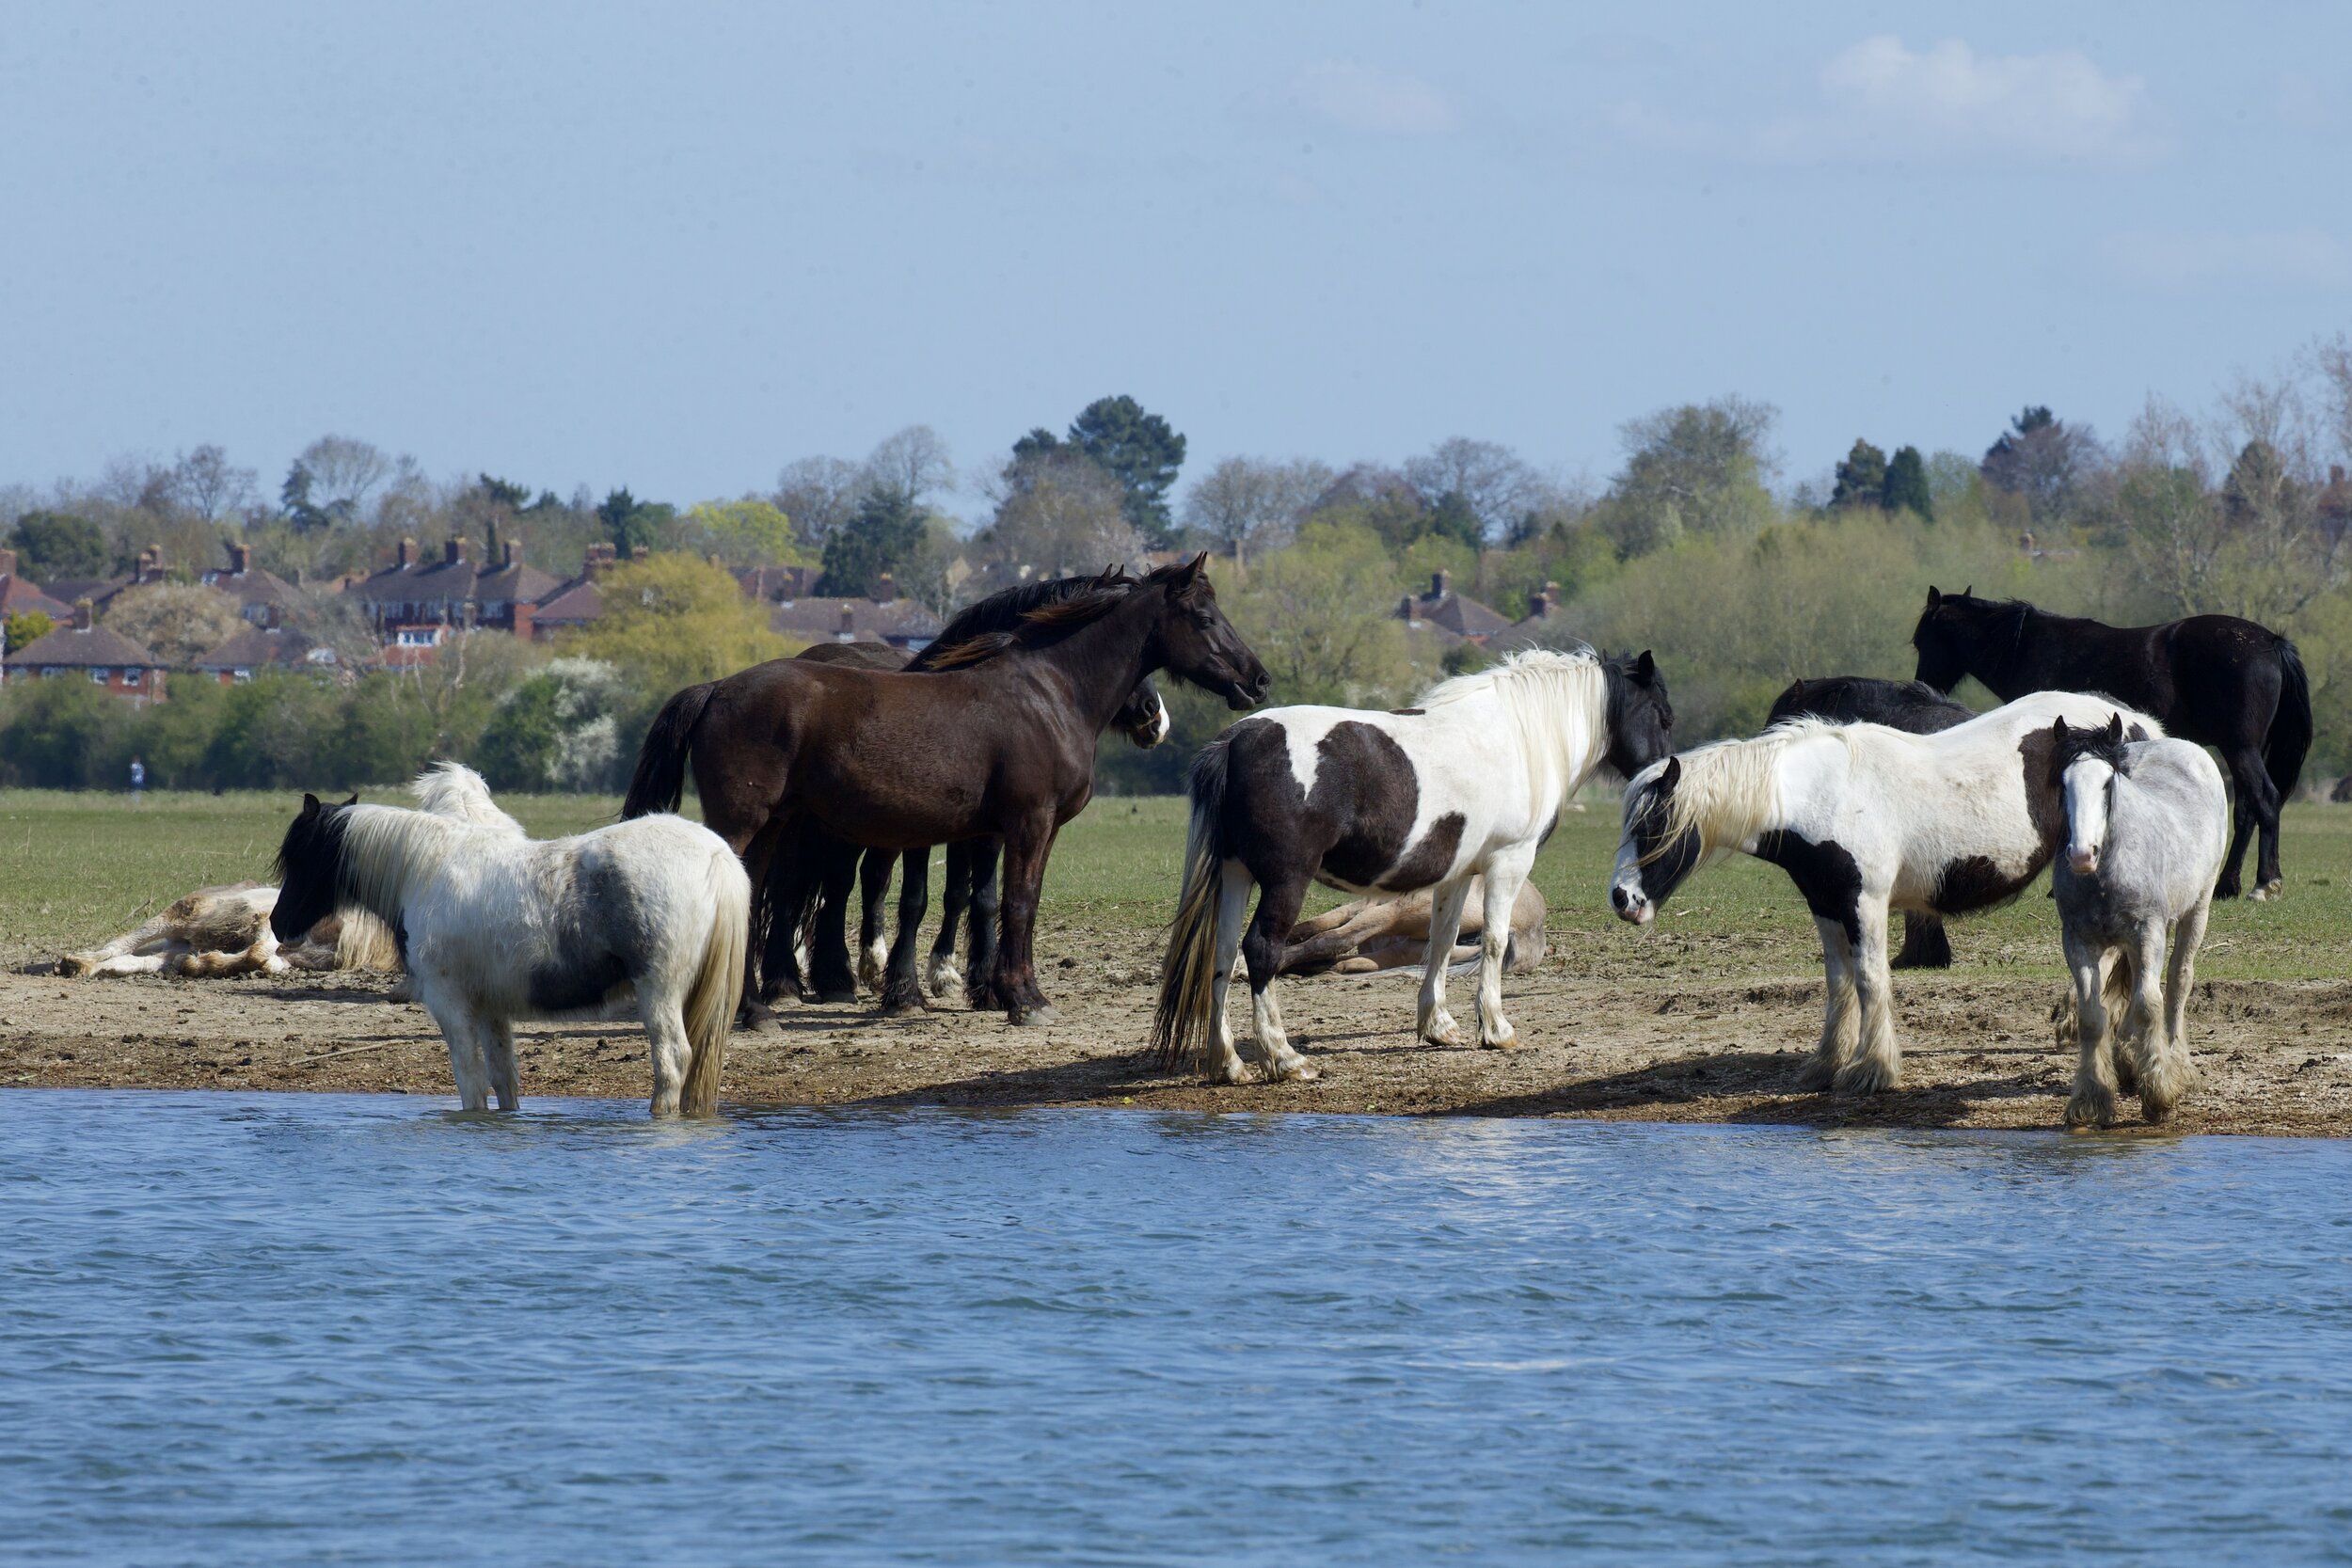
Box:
[1273,1059,1320,1083]
[2214,878,2242,900]
[1794,1057,1836,1093]
[1481,1028,1519,1051]
[1831,1059,1898,1096]
[2064,1093,2116,1129]
[1009,1005,1058,1028]
[2250,880,2281,902]
[814,987,857,1006]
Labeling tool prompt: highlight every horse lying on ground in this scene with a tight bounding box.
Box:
[2047,715,2227,1128]
[1766,674,1976,970]
[1610,689,2166,1096]
[1279,876,1549,977]
[272,768,748,1117]
[1912,586,2309,899]
[1156,647,1673,1084]
[57,765,526,981]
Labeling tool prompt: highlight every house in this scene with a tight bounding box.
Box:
[735,562,822,604]
[200,543,302,625]
[345,536,564,643]
[0,547,74,624]
[188,608,336,685]
[766,572,943,649]
[1484,580,1577,655]
[523,543,631,642]
[3,600,167,705]
[1394,569,1511,644]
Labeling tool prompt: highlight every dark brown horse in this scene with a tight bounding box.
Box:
[624,556,1268,1022]
[1912,588,2312,898]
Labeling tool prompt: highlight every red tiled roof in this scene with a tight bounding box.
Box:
[0,574,73,621]
[190,625,326,671]
[8,623,164,669]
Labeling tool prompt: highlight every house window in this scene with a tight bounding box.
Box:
[123,668,142,686]
[41,666,62,677]
[89,668,109,684]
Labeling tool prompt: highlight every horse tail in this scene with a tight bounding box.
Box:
[2266,638,2313,802]
[623,682,716,818]
[1152,733,1241,1070]
[681,851,750,1117]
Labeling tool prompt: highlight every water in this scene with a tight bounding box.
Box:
[3,1096,2349,1567]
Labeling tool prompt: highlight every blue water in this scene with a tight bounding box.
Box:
[3,1096,2349,1566]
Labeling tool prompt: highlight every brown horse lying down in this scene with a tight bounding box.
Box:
[1280,877,1548,977]
[58,884,401,978]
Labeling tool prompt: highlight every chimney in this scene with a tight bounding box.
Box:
[502,540,521,570]
[1432,569,1450,600]
[512,599,535,641]
[73,597,93,631]
[138,546,164,584]
[585,543,613,580]
[1400,593,1419,626]
[228,543,251,576]
[0,547,15,578]
[875,571,897,603]
[397,537,416,569]
[630,543,650,562]
[837,604,856,640]
[444,537,469,566]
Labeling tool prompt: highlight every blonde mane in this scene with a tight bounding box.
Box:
[336,806,480,926]
[410,762,528,838]
[1419,649,1611,800]
[1644,721,1845,864]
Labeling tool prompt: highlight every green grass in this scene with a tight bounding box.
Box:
[8,789,2349,983]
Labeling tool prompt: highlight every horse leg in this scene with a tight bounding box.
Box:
[423,996,492,1112]
[482,1018,520,1113]
[1890,911,1953,970]
[1203,862,1253,1084]
[993,816,1061,1025]
[2062,933,2119,1128]
[928,843,969,998]
[1473,853,1534,1049]
[964,839,1004,1012]
[807,846,860,1004]
[640,991,694,1118]
[857,847,895,992]
[1239,867,1316,1081]
[757,847,813,1006]
[2243,747,2285,899]
[1796,917,1859,1091]
[879,849,929,1016]
[1414,876,1476,1049]
[2148,895,2212,1120]
[1834,897,1901,1094]
[2215,747,2272,900]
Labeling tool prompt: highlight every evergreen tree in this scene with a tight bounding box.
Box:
[1831,439,1889,510]
[1883,446,1933,520]
[6,510,110,578]
[1425,490,1486,550]
[1067,395,1185,546]
[596,487,675,554]
[819,489,927,596]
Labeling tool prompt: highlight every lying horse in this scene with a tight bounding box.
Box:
[1912,587,2309,898]
[272,771,748,1117]
[1610,689,2165,1095]
[2048,715,2227,1128]
[1280,876,1548,977]
[1765,674,1975,970]
[58,764,524,980]
[627,557,1268,1025]
[1156,648,1672,1083]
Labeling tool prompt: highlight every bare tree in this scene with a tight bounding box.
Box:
[773,455,867,549]
[296,436,396,521]
[1403,437,1537,539]
[978,451,1143,577]
[1182,455,1333,566]
[864,425,956,507]
[167,445,259,522]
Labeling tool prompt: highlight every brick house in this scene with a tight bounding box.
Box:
[4,600,167,705]
[1483,580,1577,655]
[188,609,336,685]
[522,543,632,643]
[346,537,563,647]
[0,547,74,624]
[199,543,303,626]
[766,572,943,649]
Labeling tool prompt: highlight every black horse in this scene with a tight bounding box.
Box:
[1911,587,2312,898]
[1766,674,1976,969]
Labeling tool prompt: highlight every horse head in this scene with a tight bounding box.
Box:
[271,791,358,940]
[2051,713,2131,876]
[1609,755,1701,926]
[1601,649,1673,780]
[1911,584,2005,693]
[1116,678,1172,748]
[1148,554,1271,711]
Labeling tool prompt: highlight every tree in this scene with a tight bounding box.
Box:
[1423,490,1486,550]
[818,489,930,596]
[166,445,258,522]
[290,436,396,524]
[1831,439,1889,510]
[773,455,867,550]
[104,583,246,665]
[864,425,955,508]
[596,488,675,554]
[1225,522,1410,706]
[474,657,630,792]
[1180,455,1331,566]
[978,446,1143,578]
[1980,405,2095,520]
[1403,437,1536,540]
[1595,397,1779,557]
[558,554,792,700]
[675,499,806,569]
[1883,446,1934,520]
[1068,395,1186,546]
[1298,463,1433,550]
[7,510,110,579]
[4,610,54,654]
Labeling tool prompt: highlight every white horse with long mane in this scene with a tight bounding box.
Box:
[1609,689,2165,1096]
[271,767,748,1117]
[1155,647,1675,1082]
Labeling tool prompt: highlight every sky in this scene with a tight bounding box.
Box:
[2,1,2346,520]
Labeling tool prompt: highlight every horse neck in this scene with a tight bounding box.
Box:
[1493,665,1606,806]
[1024,588,1166,732]
[1978,607,2047,697]
[338,807,467,921]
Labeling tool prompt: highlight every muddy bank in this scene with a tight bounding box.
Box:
[7,929,2350,1134]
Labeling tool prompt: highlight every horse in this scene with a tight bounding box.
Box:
[1154,647,1673,1084]
[2047,715,2227,1128]
[271,773,749,1117]
[1911,587,2311,899]
[1766,674,1976,970]
[1609,689,2166,1095]
[58,763,522,980]
[1279,876,1549,977]
[624,555,1268,1025]
[780,584,1173,1013]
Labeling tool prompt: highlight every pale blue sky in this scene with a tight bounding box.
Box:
[3,1,2345,518]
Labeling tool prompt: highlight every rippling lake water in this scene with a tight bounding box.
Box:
[4,1093,2349,1565]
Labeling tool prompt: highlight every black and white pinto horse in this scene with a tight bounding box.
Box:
[1766,675,1976,970]
[1912,587,2310,899]
[1156,648,1674,1083]
[272,771,750,1117]
[2048,715,2228,1128]
[1610,690,2164,1096]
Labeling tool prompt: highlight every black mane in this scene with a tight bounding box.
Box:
[914,566,1139,670]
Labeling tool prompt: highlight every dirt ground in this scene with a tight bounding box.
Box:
[8,920,2352,1135]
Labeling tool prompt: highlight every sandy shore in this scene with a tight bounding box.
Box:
[8,923,2351,1134]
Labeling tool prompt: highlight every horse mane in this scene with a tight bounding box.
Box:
[917,565,1144,670]
[411,762,527,838]
[1644,723,1836,864]
[333,805,480,924]
[1409,649,1613,802]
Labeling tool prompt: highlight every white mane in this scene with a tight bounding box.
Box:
[1420,649,1612,800]
[336,806,482,926]
[410,762,528,838]
[1640,723,1830,864]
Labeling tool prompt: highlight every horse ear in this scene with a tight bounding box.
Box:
[2105,713,2123,742]
[1634,649,1656,682]
[2052,717,2069,742]
[1925,586,1942,609]
[1179,551,1209,583]
[301,792,320,814]
[1962,584,1973,599]
[342,792,359,807]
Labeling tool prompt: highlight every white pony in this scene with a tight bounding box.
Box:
[270,768,749,1117]
[1609,689,2165,1095]
[1155,648,1675,1082]
[58,765,525,980]
[2048,715,2228,1127]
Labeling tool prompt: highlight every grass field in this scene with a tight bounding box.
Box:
[5,787,2350,985]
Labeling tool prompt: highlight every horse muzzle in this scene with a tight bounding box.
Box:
[1610,885,1653,926]
[2067,846,2100,875]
